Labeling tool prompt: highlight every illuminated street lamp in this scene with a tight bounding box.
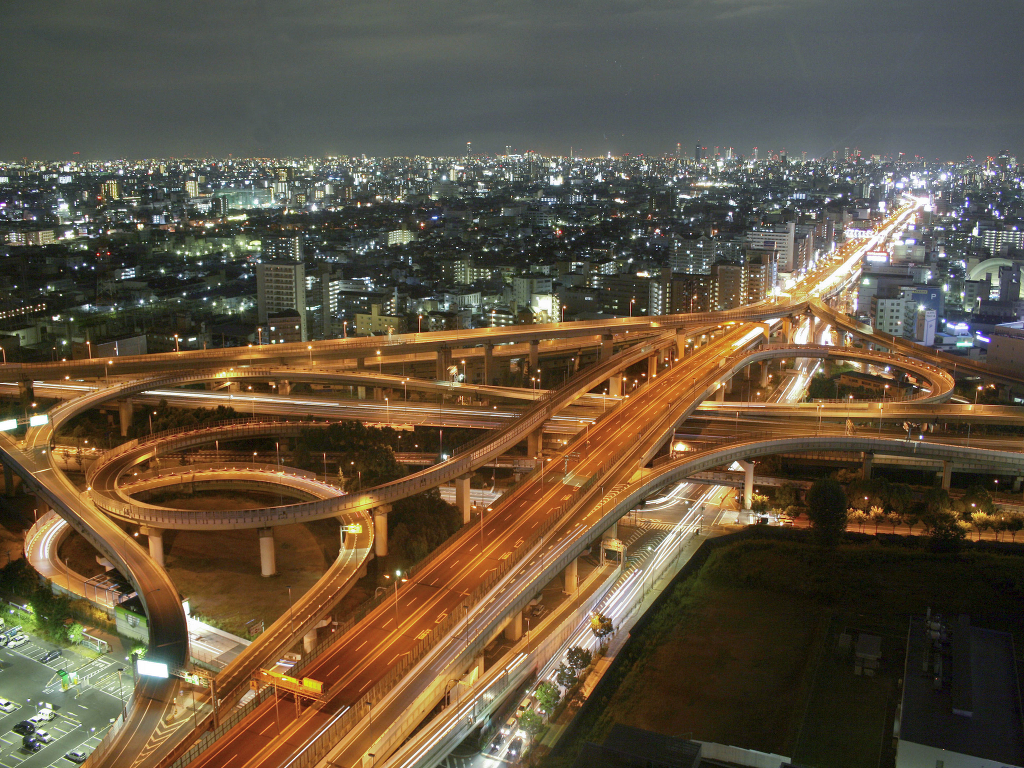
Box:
[383,569,408,621]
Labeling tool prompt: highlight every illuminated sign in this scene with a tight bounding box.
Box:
[0,419,17,431]
[28,414,49,427]
[137,660,169,678]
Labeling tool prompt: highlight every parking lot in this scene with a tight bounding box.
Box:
[0,629,126,768]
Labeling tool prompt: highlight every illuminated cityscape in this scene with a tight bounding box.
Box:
[1,3,1024,768]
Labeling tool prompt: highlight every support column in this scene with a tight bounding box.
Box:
[600,333,614,361]
[563,557,578,594]
[716,383,726,402]
[373,505,391,557]
[608,374,623,398]
[527,429,543,459]
[118,398,133,438]
[503,610,523,642]
[34,496,48,519]
[739,460,754,510]
[941,460,952,491]
[483,343,494,386]
[436,347,452,380]
[474,653,485,679]
[647,354,658,381]
[675,330,687,360]
[782,316,795,344]
[529,339,539,372]
[3,463,13,498]
[808,312,818,345]
[258,528,276,576]
[357,386,366,400]
[141,526,165,567]
[725,375,734,394]
[862,452,873,481]
[277,380,292,396]
[760,362,770,388]
[455,474,471,525]
[303,629,317,654]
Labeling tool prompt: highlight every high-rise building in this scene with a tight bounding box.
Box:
[262,235,303,262]
[101,180,121,202]
[184,180,199,198]
[257,261,306,341]
[744,250,778,303]
[694,142,702,163]
[711,263,745,310]
[747,223,796,272]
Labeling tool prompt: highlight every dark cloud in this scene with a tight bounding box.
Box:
[2,0,1022,160]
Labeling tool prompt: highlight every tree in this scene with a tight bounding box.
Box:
[556,662,578,689]
[903,511,920,534]
[519,709,543,736]
[848,509,868,532]
[775,484,798,510]
[1003,510,1024,542]
[589,611,613,640]
[751,493,770,514]
[534,681,560,718]
[565,645,592,673]
[806,477,848,546]
[929,509,968,553]
[868,506,886,534]
[886,483,914,516]
[67,623,84,644]
[970,511,992,540]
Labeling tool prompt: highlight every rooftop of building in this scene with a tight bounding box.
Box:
[900,615,1024,765]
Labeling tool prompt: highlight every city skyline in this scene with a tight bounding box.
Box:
[3,0,1023,161]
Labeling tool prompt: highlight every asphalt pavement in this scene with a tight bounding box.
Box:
[0,628,125,768]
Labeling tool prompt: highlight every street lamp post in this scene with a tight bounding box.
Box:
[116,668,126,720]
[307,345,312,365]
[385,397,389,426]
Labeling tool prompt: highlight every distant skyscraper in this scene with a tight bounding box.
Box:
[694,142,701,162]
[101,179,121,201]
[184,180,199,198]
[466,141,472,158]
[262,235,303,262]
[257,261,306,341]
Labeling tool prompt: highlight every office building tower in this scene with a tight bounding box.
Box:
[257,261,307,341]
[999,265,1021,302]
[262,235,303,262]
[711,263,745,310]
[694,142,701,163]
[185,180,199,198]
[101,180,121,202]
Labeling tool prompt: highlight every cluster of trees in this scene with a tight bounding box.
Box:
[130,401,240,439]
[293,421,462,570]
[803,476,1024,551]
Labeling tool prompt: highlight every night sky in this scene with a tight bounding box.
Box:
[3,0,1023,161]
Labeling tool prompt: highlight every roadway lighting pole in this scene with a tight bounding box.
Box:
[116,668,126,720]
[86,340,91,359]
[323,452,327,481]
[307,345,312,365]
[174,335,180,353]
[276,441,280,467]
[385,397,390,426]
[287,585,294,631]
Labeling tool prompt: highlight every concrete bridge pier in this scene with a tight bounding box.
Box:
[483,343,494,385]
[725,376,734,394]
[303,628,318,654]
[738,460,754,510]
[782,316,795,344]
[527,429,543,459]
[436,347,452,380]
[503,610,523,642]
[807,311,818,344]
[600,333,614,361]
[118,398,133,437]
[4,462,14,497]
[258,528,276,576]
[675,330,688,359]
[608,374,623,398]
[760,362,770,388]
[529,339,539,372]
[941,461,953,491]
[357,386,367,400]
[277,380,292,396]
[455,474,472,524]
[862,452,873,480]
[647,354,658,381]
[563,557,578,594]
[715,382,726,402]
[34,495,49,520]
[374,505,392,557]
[141,526,165,567]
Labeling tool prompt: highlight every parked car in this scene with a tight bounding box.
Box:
[40,649,63,664]
[30,708,55,724]
[64,750,89,764]
[0,698,16,713]
[12,720,35,736]
[22,736,42,752]
[8,634,29,648]
[34,728,54,743]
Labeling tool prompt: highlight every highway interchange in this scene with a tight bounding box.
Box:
[5,199,1024,768]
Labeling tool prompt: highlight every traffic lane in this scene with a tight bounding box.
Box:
[187,335,742,765]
